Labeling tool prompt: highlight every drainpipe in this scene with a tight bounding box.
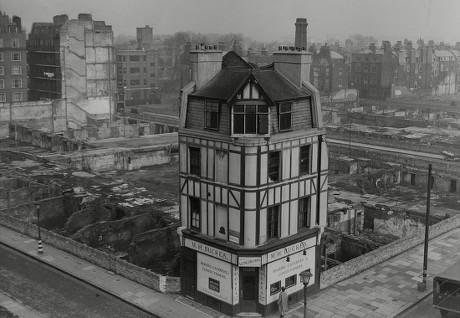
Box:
[316,134,323,226]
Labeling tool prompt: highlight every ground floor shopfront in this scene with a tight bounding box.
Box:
[180,228,321,317]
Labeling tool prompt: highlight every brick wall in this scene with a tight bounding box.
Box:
[131,224,180,268]
[0,212,180,293]
[11,124,84,153]
[320,214,460,289]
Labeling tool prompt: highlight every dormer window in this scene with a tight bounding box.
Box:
[232,103,268,135]
[205,100,219,129]
[279,103,292,131]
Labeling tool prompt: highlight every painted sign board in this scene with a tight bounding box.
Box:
[197,253,232,303]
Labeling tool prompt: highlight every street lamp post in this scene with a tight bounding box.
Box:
[35,202,43,254]
[299,269,313,318]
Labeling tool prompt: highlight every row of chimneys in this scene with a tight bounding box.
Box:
[194,44,219,50]
[278,46,308,51]
[53,13,93,25]
[189,18,311,91]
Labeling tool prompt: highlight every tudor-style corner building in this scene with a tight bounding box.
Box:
[177,33,328,316]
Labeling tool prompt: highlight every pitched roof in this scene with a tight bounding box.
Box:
[191,51,311,103]
[330,51,344,59]
[434,49,454,58]
[252,66,310,102]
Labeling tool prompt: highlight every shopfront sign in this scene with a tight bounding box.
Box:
[265,247,316,304]
[238,256,261,267]
[267,237,315,262]
[197,253,232,304]
[185,238,232,262]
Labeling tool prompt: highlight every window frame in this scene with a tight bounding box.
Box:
[12,92,23,102]
[0,66,4,75]
[189,146,201,176]
[267,204,280,239]
[278,102,293,131]
[0,79,4,89]
[299,145,311,175]
[12,79,22,88]
[270,281,281,296]
[11,38,19,48]
[285,274,297,289]
[11,52,21,61]
[0,93,6,102]
[298,197,311,230]
[189,197,201,231]
[0,52,3,61]
[204,100,219,130]
[11,65,22,75]
[268,151,280,182]
[232,103,269,136]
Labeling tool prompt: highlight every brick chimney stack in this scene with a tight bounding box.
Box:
[273,47,312,89]
[190,46,222,89]
[294,18,308,48]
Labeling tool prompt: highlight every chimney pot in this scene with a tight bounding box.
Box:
[294,17,308,48]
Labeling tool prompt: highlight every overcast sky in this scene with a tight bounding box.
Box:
[2,0,460,44]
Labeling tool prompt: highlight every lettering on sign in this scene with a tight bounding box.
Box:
[238,256,261,267]
[197,254,232,303]
[268,238,314,262]
[209,278,220,292]
[232,265,239,304]
[185,239,232,262]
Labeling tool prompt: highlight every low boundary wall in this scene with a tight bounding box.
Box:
[0,213,180,293]
[320,214,460,289]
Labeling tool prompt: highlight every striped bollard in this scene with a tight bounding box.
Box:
[38,239,43,254]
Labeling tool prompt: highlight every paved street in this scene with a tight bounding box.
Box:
[266,228,460,318]
[0,243,156,318]
[396,293,460,318]
[1,223,460,318]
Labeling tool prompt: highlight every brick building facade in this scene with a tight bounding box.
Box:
[0,12,28,103]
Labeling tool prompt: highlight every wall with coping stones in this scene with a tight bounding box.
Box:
[320,214,460,289]
[0,213,180,293]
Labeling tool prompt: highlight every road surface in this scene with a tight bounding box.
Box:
[396,293,460,318]
[0,243,157,318]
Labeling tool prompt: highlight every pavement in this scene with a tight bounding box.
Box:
[1,223,460,318]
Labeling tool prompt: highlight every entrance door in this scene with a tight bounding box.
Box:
[181,251,196,298]
[240,267,258,312]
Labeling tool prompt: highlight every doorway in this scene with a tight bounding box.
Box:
[240,267,258,312]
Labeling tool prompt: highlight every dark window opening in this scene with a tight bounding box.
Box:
[190,197,201,231]
[267,205,280,239]
[233,104,268,135]
[189,147,200,176]
[410,173,416,186]
[268,151,280,182]
[285,275,297,289]
[205,100,219,129]
[298,197,311,229]
[299,145,310,175]
[270,281,281,296]
[279,103,292,131]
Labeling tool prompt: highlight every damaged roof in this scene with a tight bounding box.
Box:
[191,51,311,103]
